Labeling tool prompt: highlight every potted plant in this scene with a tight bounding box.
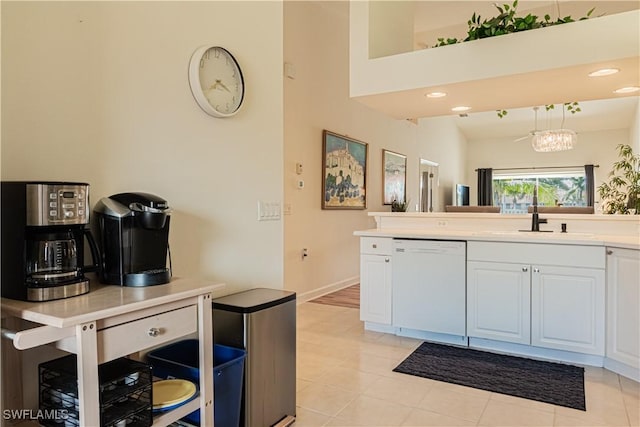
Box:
[597,144,640,214]
[433,0,595,47]
[391,198,409,212]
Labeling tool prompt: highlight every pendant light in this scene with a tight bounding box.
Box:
[531,104,577,152]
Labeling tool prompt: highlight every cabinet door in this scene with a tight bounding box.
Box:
[360,254,392,325]
[467,261,530,344]
[607,248,640,368]
[531,265,605,355]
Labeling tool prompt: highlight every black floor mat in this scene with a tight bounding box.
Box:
[394,342,585,411]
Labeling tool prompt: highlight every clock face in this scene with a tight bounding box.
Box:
[189,46,245,117]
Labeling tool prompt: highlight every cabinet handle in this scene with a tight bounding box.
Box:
[607,250,613,255]
[533,268,540,273]
[148,327,160,337]
[522,267,528,272]
[372,244,377,249]
[385,258,390,263]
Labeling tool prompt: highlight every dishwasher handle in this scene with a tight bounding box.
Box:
[396,247,445,254]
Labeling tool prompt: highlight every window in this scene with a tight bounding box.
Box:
[493,170,587,214]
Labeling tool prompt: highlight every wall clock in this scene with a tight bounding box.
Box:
[188,46,245,118]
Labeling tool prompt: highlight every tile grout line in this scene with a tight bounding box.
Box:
[473,391,491,427]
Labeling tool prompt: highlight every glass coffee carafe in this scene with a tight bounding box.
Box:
[25,230,80,287]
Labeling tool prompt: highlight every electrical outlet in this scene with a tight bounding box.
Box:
[438,220,448,227]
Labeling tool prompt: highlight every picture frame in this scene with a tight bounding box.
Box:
[383,149,407,205]
[322,130,368,210]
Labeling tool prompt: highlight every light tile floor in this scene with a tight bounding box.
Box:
[294,302,640,427]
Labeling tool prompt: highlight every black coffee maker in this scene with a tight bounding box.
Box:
[1,181,100,301]
[94,192,172,287]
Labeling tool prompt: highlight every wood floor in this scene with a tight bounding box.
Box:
[309,284,360,309]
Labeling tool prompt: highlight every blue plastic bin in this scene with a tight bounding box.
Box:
[147,339,246,427]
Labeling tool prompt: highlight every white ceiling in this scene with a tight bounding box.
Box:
[452,96,639,141]
[364,1,640,138]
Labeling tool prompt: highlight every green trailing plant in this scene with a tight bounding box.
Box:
[597,144,640,214]
[545,102,581,114]
[434,0,595,47]
[496,101,581,118]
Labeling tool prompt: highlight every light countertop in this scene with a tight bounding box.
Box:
[354,228,639,250]
[1,278,225,328]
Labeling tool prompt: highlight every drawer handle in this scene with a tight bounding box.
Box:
[385,258,390,263]
[533,268,540,273]
[522,267,528,272]
[372,244,377,249]
[148,327,161,337]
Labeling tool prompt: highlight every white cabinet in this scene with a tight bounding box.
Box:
[606,247,640,380]
[1,279,222,427]
[467,261,530,345]
[360,237,392,325]
[531,265,605,355]
[467,242,605,355]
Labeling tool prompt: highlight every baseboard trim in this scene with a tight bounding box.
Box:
[364,322,395,334]
[469,337,605,367]
[396,328,468,347]
[604,357,640,382]
[296,276,359,305]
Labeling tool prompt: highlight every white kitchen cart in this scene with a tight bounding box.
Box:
[1,278,224,426]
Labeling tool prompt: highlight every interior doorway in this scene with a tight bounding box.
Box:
[419,159,439,212]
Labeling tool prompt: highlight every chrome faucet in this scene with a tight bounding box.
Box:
[531,185,548,232]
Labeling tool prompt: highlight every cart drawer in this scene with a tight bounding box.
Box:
[97,305,197,364]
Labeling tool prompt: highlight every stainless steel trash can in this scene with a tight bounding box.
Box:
[212,288,296,427]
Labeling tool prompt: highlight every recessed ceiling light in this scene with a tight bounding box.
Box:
[588,68,620,77]
[426,92,447,98]
[451,106,471,112]
[613,86,640,94]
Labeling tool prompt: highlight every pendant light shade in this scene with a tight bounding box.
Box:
[531,129,577,152]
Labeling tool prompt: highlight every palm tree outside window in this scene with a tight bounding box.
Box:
[492,169,588,214]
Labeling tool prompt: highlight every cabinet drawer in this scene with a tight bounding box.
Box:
[97,305,197,364]
[360,237,393,255]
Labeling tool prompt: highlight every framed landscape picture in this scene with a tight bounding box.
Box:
[322,130,368,209]
[383,149,407,205]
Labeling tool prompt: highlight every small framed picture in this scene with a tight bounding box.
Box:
[322,130,368,210]
[383,149,407,205]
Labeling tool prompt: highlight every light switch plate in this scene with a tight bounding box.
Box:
[258,201,281,221]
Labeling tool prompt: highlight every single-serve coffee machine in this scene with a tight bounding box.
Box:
[1,181,100,302]
[94,192,171,287]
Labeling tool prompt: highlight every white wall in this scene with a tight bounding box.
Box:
[369,1,414,58]
[465,128,629,206]
[283,1,419,299]
[416,116,468,209]
[1,1,284,293]
[631,98,640,154]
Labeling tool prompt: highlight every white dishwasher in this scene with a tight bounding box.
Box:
[392,239,466,337]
